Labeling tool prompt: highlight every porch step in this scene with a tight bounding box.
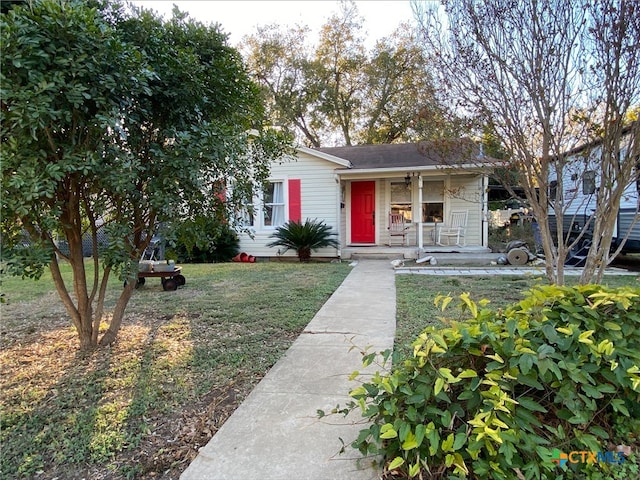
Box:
[344,249,501,265]
[342,246,494,262]
[427,252,502,265]
[349,251,412,260]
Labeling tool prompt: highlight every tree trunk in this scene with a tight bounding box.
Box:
[49,234,137,349]
[92,265,112,345]
[580,190,621,285]
[99,280,136,346]
[297,247,312,262]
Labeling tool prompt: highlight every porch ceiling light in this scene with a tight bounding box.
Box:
[405,173,411,186]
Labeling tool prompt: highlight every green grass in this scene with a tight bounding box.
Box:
[0,261,351,479]
[2,262,637,479]
[395,273,639,360]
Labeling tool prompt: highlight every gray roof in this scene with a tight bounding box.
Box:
[315,139,496,170]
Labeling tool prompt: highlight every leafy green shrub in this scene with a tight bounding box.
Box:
[266,218,339,262]
[341,285,640,479]
[164,216,239,263]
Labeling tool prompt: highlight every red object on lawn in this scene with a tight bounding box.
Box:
[232,252,256,263]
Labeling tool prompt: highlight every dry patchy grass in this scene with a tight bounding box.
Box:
[0,262,350,479]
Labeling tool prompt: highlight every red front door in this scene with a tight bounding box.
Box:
[351,181,376,243]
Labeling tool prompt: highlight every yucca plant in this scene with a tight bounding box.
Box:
[266,219,339,262]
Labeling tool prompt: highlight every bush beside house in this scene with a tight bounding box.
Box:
[266,219,339,262]
[164,218,240,263]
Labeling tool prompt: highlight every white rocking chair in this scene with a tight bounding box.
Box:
[437,210,468,247]
[388,213,410,246]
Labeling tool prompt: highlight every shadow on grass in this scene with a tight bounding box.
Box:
[1,262,353,479]
[1,342,116,477]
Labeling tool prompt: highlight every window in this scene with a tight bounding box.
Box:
[550,180,559,201]
[263,181,285,227]
[422,180,444,223]
[582,171,596,195]
[237,206,255,227]
[390,182,412,221]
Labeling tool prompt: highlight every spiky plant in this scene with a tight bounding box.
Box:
[266,219,340,262]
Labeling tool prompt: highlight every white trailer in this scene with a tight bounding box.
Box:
[548,135,640,256]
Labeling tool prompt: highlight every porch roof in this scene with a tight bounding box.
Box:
[315,139,499,171]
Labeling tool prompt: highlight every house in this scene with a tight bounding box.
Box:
[238,140,497,259]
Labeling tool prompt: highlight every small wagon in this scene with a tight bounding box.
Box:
[136,265,186,291]
[130,237,186,291]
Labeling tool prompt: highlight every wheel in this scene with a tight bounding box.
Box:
[136,277,145,288]
[174,274,186,286]
[163,278,178,291]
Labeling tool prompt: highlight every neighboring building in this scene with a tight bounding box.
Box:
[548,128,640,254]
[238,140,497,259]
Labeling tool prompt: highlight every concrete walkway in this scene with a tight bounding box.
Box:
[181,260,396,480]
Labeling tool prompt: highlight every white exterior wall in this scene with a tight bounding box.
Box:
[238,152,341,258]
[448,175,484,246]
[549,147,639,217]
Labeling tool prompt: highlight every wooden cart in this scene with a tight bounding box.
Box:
[135,266,185,291]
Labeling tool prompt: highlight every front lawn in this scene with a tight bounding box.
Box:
[3,264,637,480]
[0,261,351,479]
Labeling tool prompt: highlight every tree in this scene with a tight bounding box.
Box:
[243,23,325,147]
[414,0,640,284]
[242,0,454,147]
[577,1,640,282]
[311,0,367,146]
[1,0,292,349]
[360,24,467,144]
[242,0,368,147]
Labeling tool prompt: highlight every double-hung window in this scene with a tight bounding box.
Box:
[263,181,285,227]
[390,182,412,222]
[422,180,444,223]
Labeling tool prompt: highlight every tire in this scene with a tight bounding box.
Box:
[126,277,145,288]
[174,274,186,286]
[163,278,178,291]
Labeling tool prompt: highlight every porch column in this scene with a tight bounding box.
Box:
[482,173,489,248]
[336,175,343,257]
[417,174,423,249]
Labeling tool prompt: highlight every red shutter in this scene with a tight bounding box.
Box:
[288,179,301,223]
[214,180,226,202]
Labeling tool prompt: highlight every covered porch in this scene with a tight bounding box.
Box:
[341,244,494,261]
[338,171,490,250]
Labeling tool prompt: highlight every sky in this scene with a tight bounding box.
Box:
[130,1,417,46]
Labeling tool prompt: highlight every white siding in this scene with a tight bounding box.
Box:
[238,152,341,258]
[369,174,485,247]
[447,175,484,246]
